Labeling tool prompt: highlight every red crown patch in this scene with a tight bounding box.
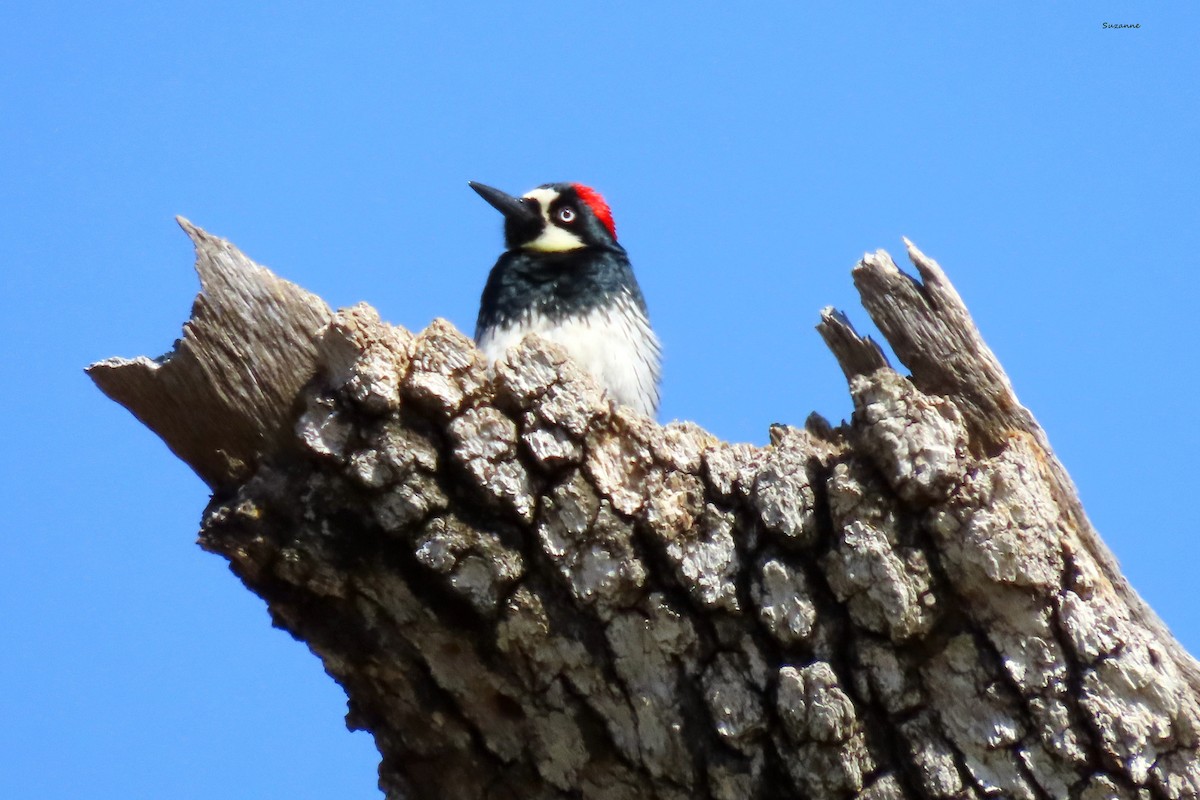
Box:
[572,184,616,240]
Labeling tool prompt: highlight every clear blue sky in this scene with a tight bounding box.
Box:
[3,3,1197,797]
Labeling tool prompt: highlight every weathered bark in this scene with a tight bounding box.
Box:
[88,220,1200,800]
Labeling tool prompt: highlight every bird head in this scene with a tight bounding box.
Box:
[469,181,618,253]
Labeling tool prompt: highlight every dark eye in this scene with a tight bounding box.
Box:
[557,207,576,223]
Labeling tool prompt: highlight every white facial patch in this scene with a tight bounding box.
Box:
[522,187,560,208]
[520,187,586,252]
[477,292,661,416]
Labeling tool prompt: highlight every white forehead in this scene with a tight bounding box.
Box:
[521,187,561,209]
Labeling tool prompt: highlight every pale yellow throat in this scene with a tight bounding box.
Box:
[523,225,586,252]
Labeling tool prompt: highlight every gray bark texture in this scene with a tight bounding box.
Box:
[89,220,1200,800]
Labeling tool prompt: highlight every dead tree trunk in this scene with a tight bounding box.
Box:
[88,220,1200,800]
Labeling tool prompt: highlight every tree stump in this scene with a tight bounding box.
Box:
[88,219,1200,799]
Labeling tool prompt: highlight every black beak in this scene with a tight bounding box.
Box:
[469,181,541,227]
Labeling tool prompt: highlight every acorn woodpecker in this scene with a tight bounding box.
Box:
[470,181,661,416]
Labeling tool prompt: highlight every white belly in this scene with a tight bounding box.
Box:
[477,297,661,416]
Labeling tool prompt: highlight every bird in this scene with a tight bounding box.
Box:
[469,181,661,417]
